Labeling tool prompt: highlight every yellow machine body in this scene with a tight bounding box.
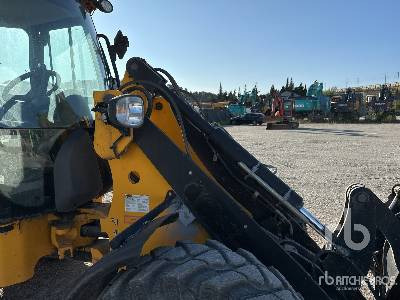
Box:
[94,73,210,254]
[0,72,210,288]
[0,205,109,287]
[0,217,52,287]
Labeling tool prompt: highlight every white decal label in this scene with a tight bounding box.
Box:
[125,195,150,213]
[0,175,4,184]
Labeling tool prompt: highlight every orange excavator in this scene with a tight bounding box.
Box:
[266,93,299,129]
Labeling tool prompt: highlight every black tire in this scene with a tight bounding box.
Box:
[99,240,302,300]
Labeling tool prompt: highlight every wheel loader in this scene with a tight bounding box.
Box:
[1,1,400,299]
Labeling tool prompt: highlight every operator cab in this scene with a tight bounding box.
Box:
[0,0,116,222]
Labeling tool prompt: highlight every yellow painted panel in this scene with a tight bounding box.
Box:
[96,79,212,252]
[0,217,54,287]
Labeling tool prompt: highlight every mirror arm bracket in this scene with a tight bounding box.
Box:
[97,34,120,88]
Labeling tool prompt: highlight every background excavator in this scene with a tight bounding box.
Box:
[265,93,299,129]
[1,1,400,299]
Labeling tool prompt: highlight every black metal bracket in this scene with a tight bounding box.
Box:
[325,186,400,284]
[110,191,177,249]
[66,191,178,300]
[134,118,331,299]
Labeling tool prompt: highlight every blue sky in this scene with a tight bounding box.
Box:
[94,0,399,93]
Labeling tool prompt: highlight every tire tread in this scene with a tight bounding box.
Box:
[99,240,303,300]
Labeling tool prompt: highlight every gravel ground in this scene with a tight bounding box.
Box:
[1,123,399,299]
[227,123,400,230]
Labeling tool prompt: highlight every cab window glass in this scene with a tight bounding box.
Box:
[0,28,30,97]
[44,26,105,122]
[44,26,104,96]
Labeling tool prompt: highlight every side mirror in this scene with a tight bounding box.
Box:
[112,30,129,60]
[97,31,129,88]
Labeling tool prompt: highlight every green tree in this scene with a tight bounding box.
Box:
[251,84,258,96]
[218,82,223,99]
[223,91,228,101]
[269,84,277,95]
[227,91,234,101]
[323,87,338,97]
[293,83,307,97]
[289,78,294,91]
[280,78,290,93]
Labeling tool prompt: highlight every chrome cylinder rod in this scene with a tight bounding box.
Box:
[238,162,331,242]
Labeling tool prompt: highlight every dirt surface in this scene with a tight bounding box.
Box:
[1,123,399,299]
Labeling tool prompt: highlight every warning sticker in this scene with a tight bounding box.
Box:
[125,195,150,213]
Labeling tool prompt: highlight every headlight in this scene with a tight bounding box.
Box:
[108,95,145,128]
[97,0,113,13]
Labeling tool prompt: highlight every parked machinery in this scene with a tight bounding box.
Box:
[366,85,396,121]
[331,88,363,121]
[266,93,299,129]
[393,88,400,116]
[394,100,400,116]
[293,81,331,121]
[196,101,232,124]
[228,88,259,117]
